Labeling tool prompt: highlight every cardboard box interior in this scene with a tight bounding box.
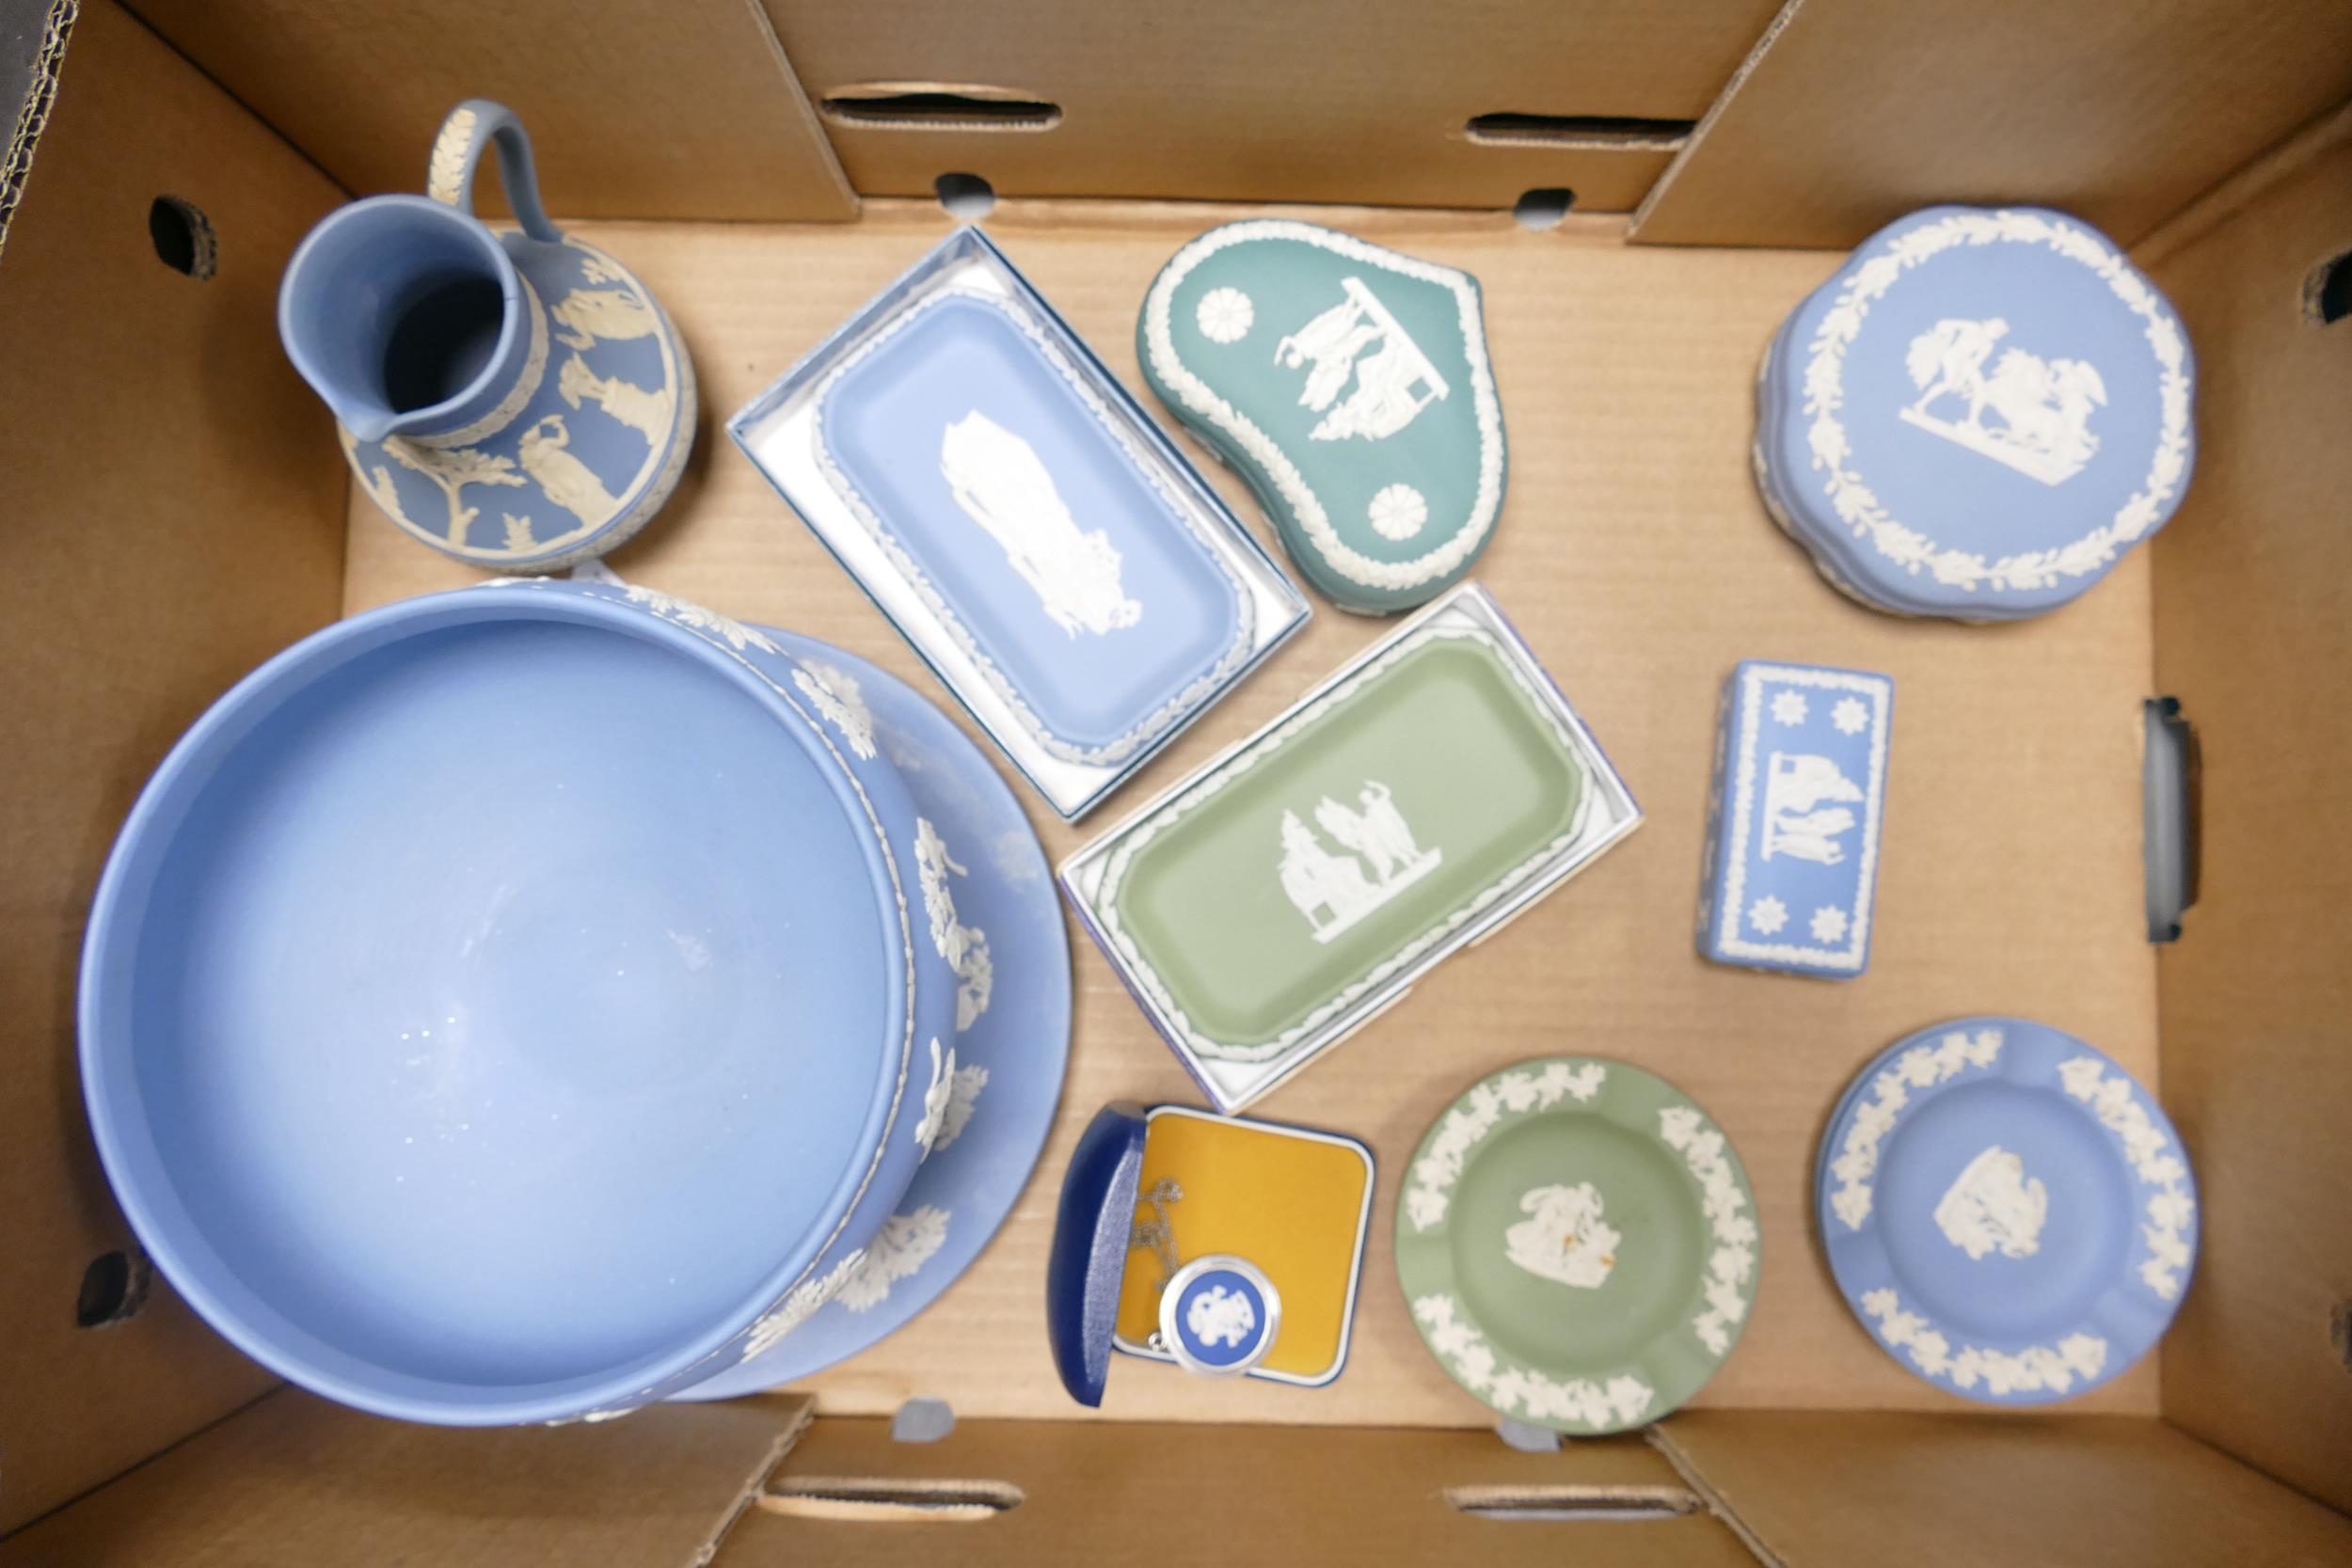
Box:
[2,1,2347,1560]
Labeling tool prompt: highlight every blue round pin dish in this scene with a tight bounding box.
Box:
[1817,1017,2198,1404]
[1160,1256,1280,1376]
[672,630,1073,1400]
[1757,206,2195,621]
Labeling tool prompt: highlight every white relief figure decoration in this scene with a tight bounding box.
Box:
[1901,317,2108,486]
[835,1205,950,1312]
[1276,780,1443,944]
[501,513,535,551]
[1186,1284,1257,1349]
[938,410,1144,639]
[914,817,994,1032]
[793,661,878,761]
[383,436,525,547]
[550,286,660,351]
[1760,752,1865,865]
[935,1061,988,1154]
[342,427,421,536]
[740,1247,866,1361]
[518,415,622,527]
[1935,1145,2050,1260]
[1273,277,1451,443]
[558,352,675,445]
[913,1036,955,1157]
[1505,1182,1623,1290]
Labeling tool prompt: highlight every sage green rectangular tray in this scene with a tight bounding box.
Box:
[1061,583,1640,1112]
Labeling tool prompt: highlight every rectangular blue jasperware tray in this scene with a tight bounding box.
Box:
[731,227,1311,820]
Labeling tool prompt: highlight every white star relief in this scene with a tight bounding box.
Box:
[1811,906,1851,943]
[1749,895,1789,934]
[1770,690,1809,726]
[1831,696,1869,736]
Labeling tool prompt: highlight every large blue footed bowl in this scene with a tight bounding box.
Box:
[78,579,967,1424]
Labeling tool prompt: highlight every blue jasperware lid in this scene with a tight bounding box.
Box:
[1045,1102,1151,1406]
[1817,1017,2198,1404]
[1761,206,2195,620]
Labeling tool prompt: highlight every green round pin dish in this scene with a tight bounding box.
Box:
[1136,220,1506,614]
[1395,1058,1759,1434]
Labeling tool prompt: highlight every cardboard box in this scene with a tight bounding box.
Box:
[2,1,2347,1560]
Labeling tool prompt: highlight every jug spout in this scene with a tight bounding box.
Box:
[279,194,538,448]
[337,404,404,446]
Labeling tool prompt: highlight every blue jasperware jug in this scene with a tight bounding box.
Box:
[279,101,696,573]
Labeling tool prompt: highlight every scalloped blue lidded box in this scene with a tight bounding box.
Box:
[731,226,1311,820]
[1755,205,2196,622]
[1699,659,1894,979]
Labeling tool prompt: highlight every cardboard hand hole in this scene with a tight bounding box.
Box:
[148,195,216,279]
[761,1477,1024,1523]
[75,1248,152,1328]
[1465,114,1693,150]
[934,172,997,220]
[1447,1484,1701,1522]
[823,87,1061,133]
[1514,188,1577,230]
[2305,248,2352,325]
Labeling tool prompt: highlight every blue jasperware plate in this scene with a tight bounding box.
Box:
[1758,206,2195,621]
[816,289,1255,766]
[1817,1017,2198,1404]
[674,630,1073,1399]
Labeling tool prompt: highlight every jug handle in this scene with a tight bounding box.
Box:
[426,100,563,245]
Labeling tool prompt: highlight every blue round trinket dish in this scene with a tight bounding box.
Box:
[1756,206,2195,621]
[672,630,1073,1401]
[1817,1017,2198,1404]
[78,579,969,1424]
[280,101,695,574]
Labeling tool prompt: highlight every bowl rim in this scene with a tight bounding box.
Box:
[77,582,917,1423]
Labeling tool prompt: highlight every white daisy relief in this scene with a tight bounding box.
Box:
[1367,483,1429,541]
[1196,286,1254,344]
[1811,906,1851,943]
[1831,696,1870,736]
[1770,689,1809,727]
[1748,895,1789,934]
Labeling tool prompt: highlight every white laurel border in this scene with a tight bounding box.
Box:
[1409,1291,1656,1433]
[812,286,1257,768]
[1092,618,1594,1065]
[1801,208,2192,595]
[2056,1055,2196,1302]
[1659,1104,1760,1358]
[1140,220,1506,595]
[1859,1286,2108,1399]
